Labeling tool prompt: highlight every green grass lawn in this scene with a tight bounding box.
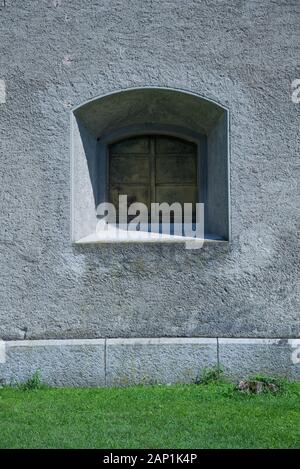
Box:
[0,381,299,449]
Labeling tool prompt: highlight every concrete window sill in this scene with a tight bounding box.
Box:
[75,225,227,245]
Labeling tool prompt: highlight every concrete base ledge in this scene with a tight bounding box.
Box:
[0,339,105,387]
[0,338,299,387]
[219,338,300,381]
[106,338,217,386]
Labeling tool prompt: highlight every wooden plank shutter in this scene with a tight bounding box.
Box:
[109,135,198,222]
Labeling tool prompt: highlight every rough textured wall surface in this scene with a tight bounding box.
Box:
[0,0,299,340]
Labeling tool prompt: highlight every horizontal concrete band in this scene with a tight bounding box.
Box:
[4,339,105,347]
[2,337,299,346]
[0,337,299,386]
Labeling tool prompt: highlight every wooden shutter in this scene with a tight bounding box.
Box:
[109,135,198,221]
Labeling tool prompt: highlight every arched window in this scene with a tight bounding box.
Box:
[71,87,229,244]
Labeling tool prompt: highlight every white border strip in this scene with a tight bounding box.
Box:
[6,339,105,348]
[218,338,288,345]
[0,340,6,363]
[1,338,298,348]
[0,80,6,104]
[107,338,217,346]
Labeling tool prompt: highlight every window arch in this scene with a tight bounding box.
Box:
[71,87,229,243]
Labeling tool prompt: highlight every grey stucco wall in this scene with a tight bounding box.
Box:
[0,0,299,340]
